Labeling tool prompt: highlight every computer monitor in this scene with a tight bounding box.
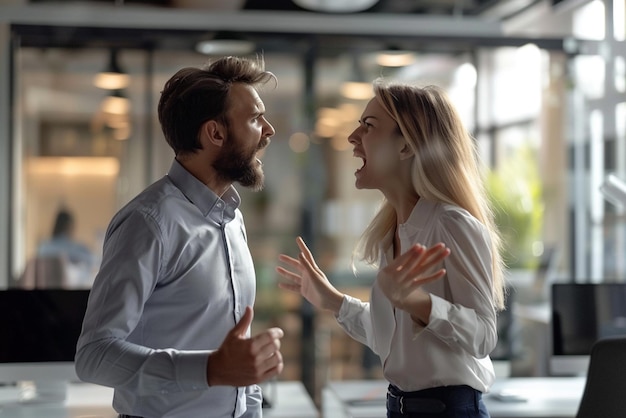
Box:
[550,283,626,376]
[0,289,90,403]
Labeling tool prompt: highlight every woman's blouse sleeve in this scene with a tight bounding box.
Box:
[422,209,499,358]
[335,295,378,354]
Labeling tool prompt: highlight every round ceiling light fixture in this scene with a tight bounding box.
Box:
[292,0,379,13]
[195,32,256,56]
[375,50,417,67]
[196,39,256,55]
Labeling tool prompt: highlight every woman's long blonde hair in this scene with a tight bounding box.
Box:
[355,80,506,310]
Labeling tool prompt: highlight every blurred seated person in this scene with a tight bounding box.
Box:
[30,208,96,288]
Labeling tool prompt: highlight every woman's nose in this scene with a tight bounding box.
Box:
[347,127,360,144]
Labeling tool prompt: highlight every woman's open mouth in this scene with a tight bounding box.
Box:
[355,156,366,175]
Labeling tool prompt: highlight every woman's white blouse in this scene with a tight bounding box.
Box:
[336,198,498,393]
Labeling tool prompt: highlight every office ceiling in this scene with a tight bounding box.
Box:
[23,0,538,17]
[7,0,577,124]
[10,0,571,55]
[244,0,526,17]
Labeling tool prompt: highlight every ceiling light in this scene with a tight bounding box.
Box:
[292,0,379,13]
[93,49,130,90]
[195,32,256,55]
[340,81,372,100]
[375,50,417,67]
[196,40,256,55]
[105,113,130,129]
[101,90,130,115]
[113,125,131,141]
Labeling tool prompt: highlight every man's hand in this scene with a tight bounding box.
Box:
[206,306,284,387]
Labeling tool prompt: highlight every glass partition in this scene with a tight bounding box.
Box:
[11,47,152,289]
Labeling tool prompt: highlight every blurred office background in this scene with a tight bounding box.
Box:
[0,0,624,405]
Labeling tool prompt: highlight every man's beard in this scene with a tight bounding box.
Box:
[213,135,268,191]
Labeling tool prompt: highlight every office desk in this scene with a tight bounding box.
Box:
[264,381,319,418]
[484,377,586,418]
[0,380,318,418]
[0,382,117,418]
[323,377,586,418]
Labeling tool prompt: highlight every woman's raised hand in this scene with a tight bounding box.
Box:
[276,237,344,315]
[377,243,450,316]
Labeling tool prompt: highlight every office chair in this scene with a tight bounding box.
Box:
[576,336,626,418]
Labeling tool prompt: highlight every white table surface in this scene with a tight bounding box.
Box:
[483,377,586,418]
[0,380,318,418]
[264,380,319,418]
[323,377,586,418]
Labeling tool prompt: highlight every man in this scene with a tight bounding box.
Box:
[75,56,284,418]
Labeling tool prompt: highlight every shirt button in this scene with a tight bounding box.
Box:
[161,390,167,394]
[216,202,223,208]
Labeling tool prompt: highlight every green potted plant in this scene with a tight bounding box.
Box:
[487,144,544,271]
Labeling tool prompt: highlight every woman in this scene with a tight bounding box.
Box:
[276,80,505,417]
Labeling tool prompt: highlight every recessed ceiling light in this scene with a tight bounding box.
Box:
[375,50,417,67]
[196,32,256,55]
[195,38,256,55]
[292,0,379,13]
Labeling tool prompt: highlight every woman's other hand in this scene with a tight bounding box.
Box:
[377,243,450,323]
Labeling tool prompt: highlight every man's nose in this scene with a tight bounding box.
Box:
[264,119,275,137]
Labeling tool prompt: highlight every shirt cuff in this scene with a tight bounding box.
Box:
[175,350,213,391]
[425,293,455,337]
[336,294,359,321]
[411,294,432,340]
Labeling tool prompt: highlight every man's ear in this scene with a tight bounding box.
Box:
[399,142,414,160]
[201,120,226,148]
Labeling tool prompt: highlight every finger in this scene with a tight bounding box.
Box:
[415,249,450,276]
[398,244,448,277]
[278,282,302,294]
[388,246,429,281]
[296,237,319,269]
[275,266,303,285]
[295,236,310,254]
[250,328,283,357]
[255,339,281,363]
[260,351,284,380]
[251,327,284,345]
[420,243,450,265]
[390,244,426,271]
[267,326,284,340]
[411,269,447,286]
[230,306,254,337]
[298,252,325,279]
[277,254,303,269]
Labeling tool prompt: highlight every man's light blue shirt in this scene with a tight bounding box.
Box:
[76,159,261,418]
